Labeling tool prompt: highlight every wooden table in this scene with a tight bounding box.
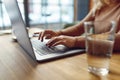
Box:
[0,34,120,80]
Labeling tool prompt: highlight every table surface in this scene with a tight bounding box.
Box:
[0,29,120,80]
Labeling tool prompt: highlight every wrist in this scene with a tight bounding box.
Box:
[74,37,78,47]
[56,30,63,36]
[74,37,85,48]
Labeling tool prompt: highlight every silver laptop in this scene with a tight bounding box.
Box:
[3,0,85,62]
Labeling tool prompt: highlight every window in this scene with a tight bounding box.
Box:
[29,0,74,29]
[0,0,24,30]
[0,0,11,29]
[17,0,24,20]
[0,0,74,30]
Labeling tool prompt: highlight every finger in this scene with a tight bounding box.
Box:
[40,30,52,42]
[40,32,44,42]
[38,32,42,40]
[40,30,49,42]
[51,41,65,47]
[45,34,52,39]
[46,37,61,47]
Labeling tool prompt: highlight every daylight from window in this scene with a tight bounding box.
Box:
[0,0,74,30]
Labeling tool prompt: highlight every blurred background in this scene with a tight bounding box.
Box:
[0,0,92,31]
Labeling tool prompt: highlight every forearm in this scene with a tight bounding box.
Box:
[60,22,84,36]
[72,33,120,51]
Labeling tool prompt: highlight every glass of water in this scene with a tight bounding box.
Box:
[84,21,117,76]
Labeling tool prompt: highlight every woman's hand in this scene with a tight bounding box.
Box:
[35,29,61,42]
[46,35,76,48]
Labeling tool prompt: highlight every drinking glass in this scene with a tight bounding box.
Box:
[84,21,117,75]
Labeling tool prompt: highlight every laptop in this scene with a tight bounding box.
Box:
[3,0,85,62]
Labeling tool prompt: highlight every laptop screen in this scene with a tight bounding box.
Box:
[3,0,36,59]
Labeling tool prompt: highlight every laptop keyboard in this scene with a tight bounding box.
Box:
[31,39,68,56]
